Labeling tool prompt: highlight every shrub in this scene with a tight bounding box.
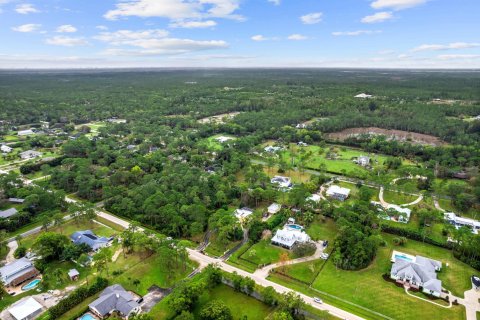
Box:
[14,246,27,258]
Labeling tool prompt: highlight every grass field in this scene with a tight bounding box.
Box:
[307,234,473,320]
[383,189,420,205]
[199,134,237,151]
[438,198,479,220]
[241,240,293,266]
[306,216,338,243]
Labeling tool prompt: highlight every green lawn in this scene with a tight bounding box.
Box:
[438,198,479,220]
[241,240,292,266]
[192,284,275,319]
[383,189,420,205]
[308,234,472,320]
[227,242,259,273]
[306,216,338,243]
[199,134,237,151]
[204,233,241,258]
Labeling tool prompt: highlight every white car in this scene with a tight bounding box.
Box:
[313,297,323,304]
[320,253,329,260]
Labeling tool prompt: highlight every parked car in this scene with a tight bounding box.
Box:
[323,240,328,247]
[320,253,329,260]
[313,297,323,304]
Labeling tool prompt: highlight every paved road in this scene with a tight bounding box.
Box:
[187,248,365,320]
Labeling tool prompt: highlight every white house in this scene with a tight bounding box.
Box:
[444,212,480,234]
[215,136,234,143]
[354,93,373,99]
[234,207,254,221]
[390,252,443,297]
[271,222,311,249]
[307,194,321,203]
[8,296,44,320]
[18,129,35,136]
[264,145,283,153]
[356,156,370,166]
[19,150,42,160]
[372,201,411,223]
[326,185,350,201]
[1,144,13,153]
[271,176,292,188]
[267,203,282,215]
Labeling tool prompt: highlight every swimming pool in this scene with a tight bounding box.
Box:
[22,279,41,291]
[287,224,303,230]
[79,314,95,320]
[394,254,414,262]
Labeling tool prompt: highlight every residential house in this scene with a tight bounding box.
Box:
[89,284,141,319]
[326,185,350,201]
[271,176,292,189]
[8,296,44,320]
[267,203,281,215]
[40,121,49,129]
[372,201,411,223]
[271,221,311,250]
[295,123,307,129]
[356,156,370,166]
[444,212,480,234]
[70,230,112,252]
[0,207,19,219]
[234,207,254,221]
[18,129,35,136]
[307,194,321,203]
[1,144,13,153]
[9,198,25,204]
[264,145,283,153]
[297,141,308,147]
[390,252,443,297]
[0,257,40,287]
[215,136,234,143]
[19,150,42,160]
[354,93,373,99]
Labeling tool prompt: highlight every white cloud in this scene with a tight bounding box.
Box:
[361,11,393,23]
[104,0,242,21]
[437,54,480,60]
[15,3,39,14]
[371,0,427,11]
[11,23,41,32]
[268,0,280,5]
[300,12,323,24]
[288,34,308,41]
[94,29,227,55]
[169,20,216,28]
[332,30,381,36]
[56,24,77,33]
[96,25,108,31]
[45,36,89,47]
[412,42,480,52]
[251,35,268,41]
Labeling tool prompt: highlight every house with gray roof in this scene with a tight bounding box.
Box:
[0,207,19,219]
[89,284,141,319]
[0,257,40,287]
[70,230,111,252]
[19,150,42,160]
[390,253,443,297]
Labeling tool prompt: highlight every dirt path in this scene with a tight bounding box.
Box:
[4,240,18,264]
[112,248,123,262]
[433,197,446,212]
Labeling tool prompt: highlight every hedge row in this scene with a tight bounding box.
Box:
[48,277,108,319]
[381,224,450,249]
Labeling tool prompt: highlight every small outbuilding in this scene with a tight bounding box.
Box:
[68,268,80,281]
[8,296,43,320]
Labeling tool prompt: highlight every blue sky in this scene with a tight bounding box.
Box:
[0,0,479,68]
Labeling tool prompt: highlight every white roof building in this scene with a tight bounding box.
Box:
[19,150,43,160]
[444,212,480,234]
[264,145,283,153]
[1,145,13,153]
[8,297,43,320]
[307,194,321,203]
[326,185,351,201]
[18,129,35,136]
[271,223,311,249]
[372,201,412,223]
[215,136,234,143]
[267,203,282,215]
[354,93,373,99]
[271,176,292,188]
[234,207,254,221]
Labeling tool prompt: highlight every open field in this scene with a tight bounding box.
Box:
[240,240,293,266]
[326,127,447,146]
[199,134,237,151]
[382,189,420,205]
[197,112,241,124]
